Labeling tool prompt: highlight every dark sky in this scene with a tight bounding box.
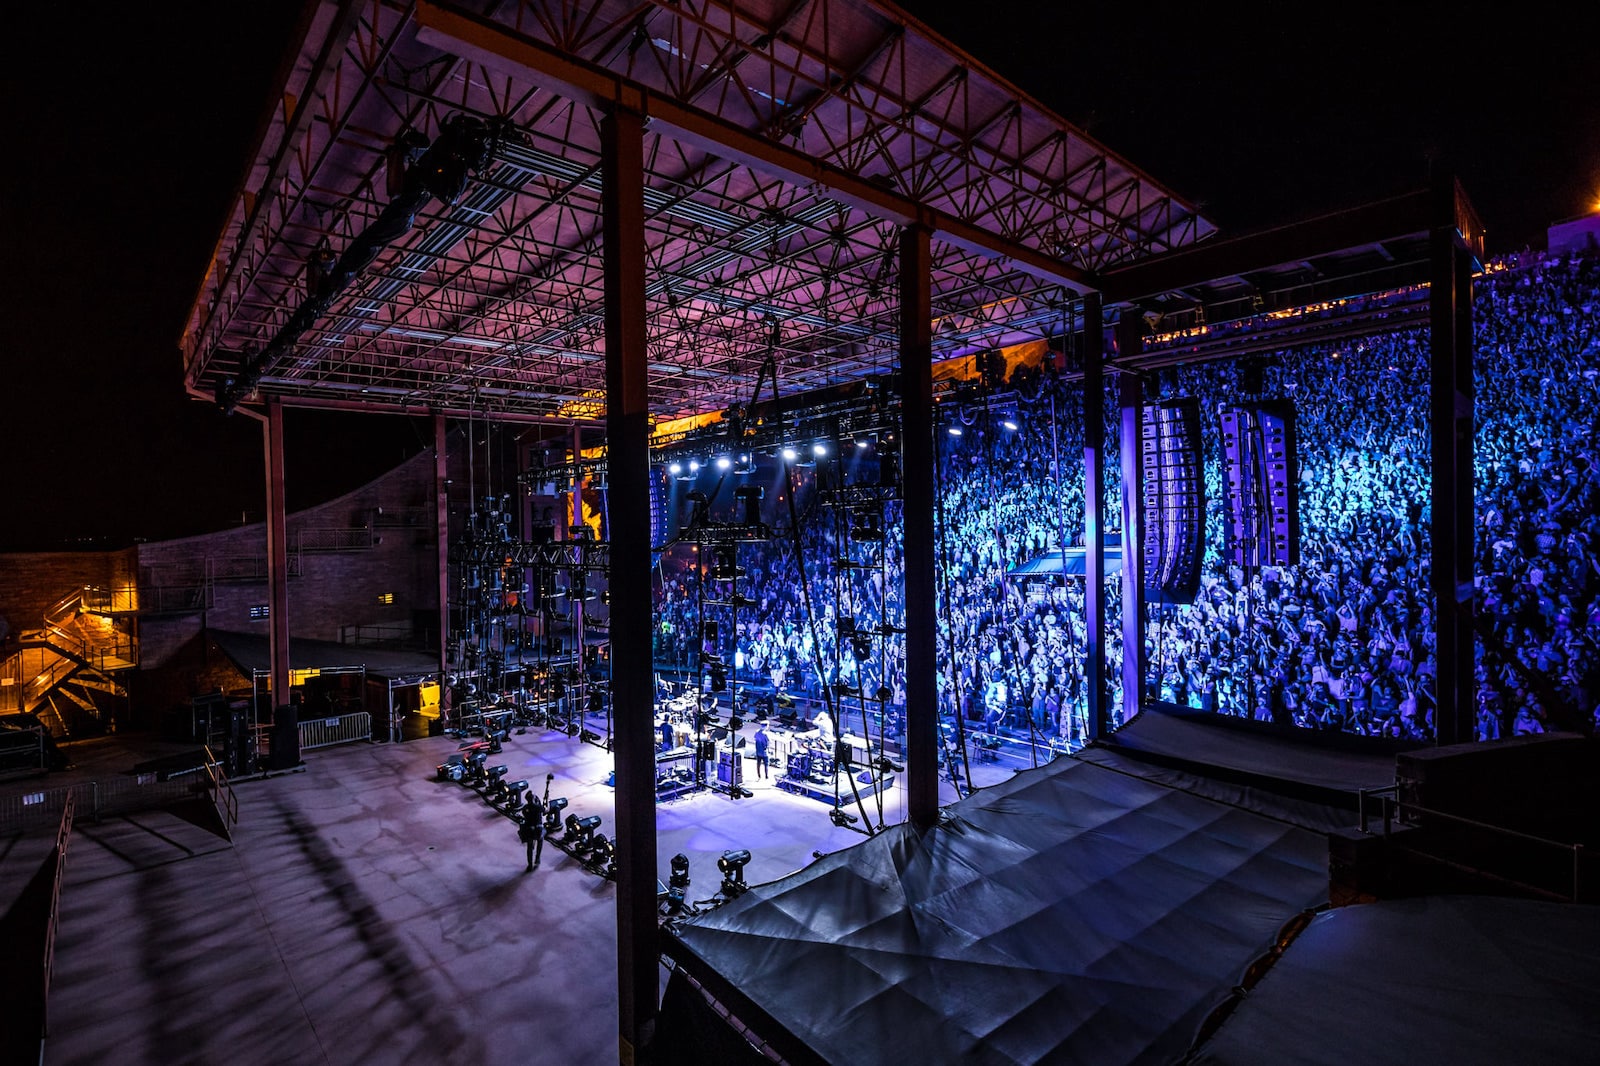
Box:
[2,1,1593,551]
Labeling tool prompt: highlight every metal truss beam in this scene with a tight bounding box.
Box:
[413,0,1100,295]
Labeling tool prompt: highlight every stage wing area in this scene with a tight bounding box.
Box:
[662,754,1328,1065]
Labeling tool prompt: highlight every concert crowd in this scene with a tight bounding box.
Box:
[650,251,1600,747]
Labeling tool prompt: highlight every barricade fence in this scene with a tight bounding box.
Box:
[0,772,204,835]
[298,712,372,752]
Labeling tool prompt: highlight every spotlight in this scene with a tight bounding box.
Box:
[668,461,683,477]
[590,834,615,871]
[781,446,798,462]
[684,490,710,530]
[850,512,883,540]
[947,425,963,437]
[711,545,746,580]
[565,813,602,852]
[855,437,870,449]
[666,853,692,912]
[688,459,701,474]
[812,442,828,457]
[543,796,569,834]
[716,455,732,472]
[717,848,751,896]
[1002,419,1019,431]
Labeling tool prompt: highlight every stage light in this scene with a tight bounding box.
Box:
[733,452,755,475]
[855,437,870,449]
[711,545,746,580]
[1002,419,1019,431]
[734,484,765,527]
[666,853,692,912]
[668,461,683,476]
[947,425,963,436]
[812,442,828,457]
[689,459,701,473]
[716,455,732,471]
[781,446,798,462]
[543,796,569,834]
[685,490,710,530]
[717,848,751,896]
[850,512,883,541]
[565,813,602,851]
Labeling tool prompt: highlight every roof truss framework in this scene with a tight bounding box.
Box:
[183,0,1213,421]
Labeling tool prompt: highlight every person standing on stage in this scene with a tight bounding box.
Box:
[753,723,770,778]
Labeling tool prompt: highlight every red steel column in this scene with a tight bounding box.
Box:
[1430,175,1475,745]
[264,398,292,713]
[435,414,451,685]
[601,105,657,1065]
[899,223,939,828]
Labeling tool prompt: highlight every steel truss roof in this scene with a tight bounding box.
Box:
[183,0,1214,421]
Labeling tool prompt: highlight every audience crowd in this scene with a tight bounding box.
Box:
[650,251,1600,746]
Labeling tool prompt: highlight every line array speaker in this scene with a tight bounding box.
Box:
[1140,398,1204,604]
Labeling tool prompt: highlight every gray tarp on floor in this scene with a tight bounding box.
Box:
[1192,895,1600,1065]
[666,756,1329,1065]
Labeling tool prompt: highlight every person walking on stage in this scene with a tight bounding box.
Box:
[754,723,770,779]
[519,807,544,871]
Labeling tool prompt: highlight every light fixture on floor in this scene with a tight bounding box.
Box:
[717,848,751,897]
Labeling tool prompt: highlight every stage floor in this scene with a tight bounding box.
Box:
[30,725,1007,1066]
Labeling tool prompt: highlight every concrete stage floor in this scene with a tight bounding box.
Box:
[32,727,1016,1065]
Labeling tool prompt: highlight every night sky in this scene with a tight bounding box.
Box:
[2,1,1593,552]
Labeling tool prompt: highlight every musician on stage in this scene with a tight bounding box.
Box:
[753,724,770,778]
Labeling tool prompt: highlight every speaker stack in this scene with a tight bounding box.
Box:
[1221,401,1299,570]
[1140,398,1205,604]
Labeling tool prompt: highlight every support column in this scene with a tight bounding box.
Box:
[263,398,292,717]
[435,414,451,686]
[1430,176,1475,745]
[1082,294,1107,740]
[899,223,938,828]
[601,106,657,1065]
[1117,320,1145,729]
[572,423,586,701]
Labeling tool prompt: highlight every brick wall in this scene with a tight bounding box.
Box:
[134,444,449,667]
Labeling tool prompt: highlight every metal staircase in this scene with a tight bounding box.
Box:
[0,589,137,736]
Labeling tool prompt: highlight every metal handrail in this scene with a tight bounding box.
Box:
[42,791,75,1040]
[1358,786,1586,902]
[201,745,239,831]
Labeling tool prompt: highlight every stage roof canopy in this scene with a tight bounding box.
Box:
[182,0,1216,423]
